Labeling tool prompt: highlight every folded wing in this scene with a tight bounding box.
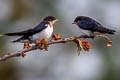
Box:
[5,29,34,36]
[5,21,48,36]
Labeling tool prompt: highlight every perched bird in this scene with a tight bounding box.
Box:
[5,16,58,43]
[72,16,116,35]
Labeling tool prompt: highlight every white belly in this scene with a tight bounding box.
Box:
[32,25,53,40]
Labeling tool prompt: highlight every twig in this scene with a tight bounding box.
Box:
[0,35,111,62]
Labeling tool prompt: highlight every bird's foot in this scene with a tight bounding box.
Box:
[51,33,61,41]
[88,32,96,39]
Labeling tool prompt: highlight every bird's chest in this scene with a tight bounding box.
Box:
[32,25,53,40]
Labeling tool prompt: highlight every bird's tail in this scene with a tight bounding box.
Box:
[5,32,23,36]
[106,29,116,34]
[95,27,116,34]
[12,39,20,43]
[11,36,29,43]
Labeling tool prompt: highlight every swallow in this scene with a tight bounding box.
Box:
[72,16,116,35]
[5,16,58,43]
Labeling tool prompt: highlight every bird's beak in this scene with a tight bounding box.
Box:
[72,22,76,24]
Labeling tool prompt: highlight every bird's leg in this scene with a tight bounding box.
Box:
[88,31,96,39]
[77,30,88,40]
[89,31,96,36]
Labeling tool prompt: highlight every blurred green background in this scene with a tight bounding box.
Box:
[0,0,120,80]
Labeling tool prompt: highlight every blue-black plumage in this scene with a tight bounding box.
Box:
[73,16,116,34]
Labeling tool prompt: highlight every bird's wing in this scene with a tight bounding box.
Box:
[32,21,48,32]
[79,17,116,34]
[78,17,102,30]
[5,21,48,36]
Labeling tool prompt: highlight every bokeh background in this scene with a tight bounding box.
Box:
[0,0,120,80]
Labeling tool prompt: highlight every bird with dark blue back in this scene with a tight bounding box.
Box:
[5,16,58,43]
[72,16,116,35]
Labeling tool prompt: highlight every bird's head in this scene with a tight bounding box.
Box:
[43,16,58,26]
[72,16,83,24]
